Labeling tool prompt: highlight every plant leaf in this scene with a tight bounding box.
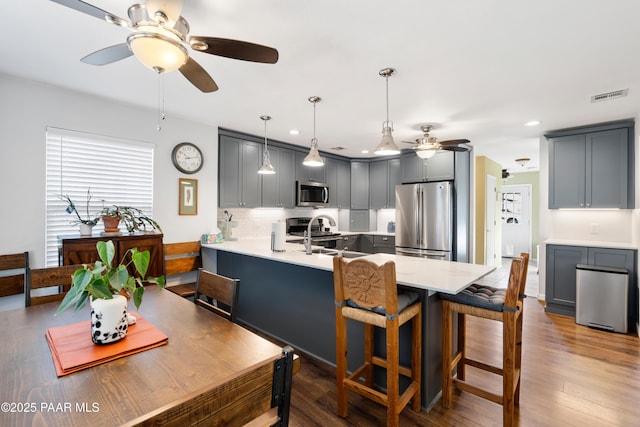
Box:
[133,286,144,310]
[147,275,166,289]
[56,285,82,314]
[132,249,150,278]
[88,279,113,300]
[72,269,93,291]
[96,240,115,266]
[73,291,89,312]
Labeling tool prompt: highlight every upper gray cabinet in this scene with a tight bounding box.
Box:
[369,158,401,209]
[401,150,455,183]
[295,151,326,183]
[261,146,295,208]
[325,157,351,209]
[350,161,369,209]
[219,135,262,208]
[547,121,634,209]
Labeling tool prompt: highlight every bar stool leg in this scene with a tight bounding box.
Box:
[386,318,400,427]
[457,312,466,381]
[441,300,453,408]
[364,323,374,387]
[514,309,524,405]
[335,309,348,418]
[503,313,517,427]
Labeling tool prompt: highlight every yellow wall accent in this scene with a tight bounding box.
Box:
[474,156,503,265]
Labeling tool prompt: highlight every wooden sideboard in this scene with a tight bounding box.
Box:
[59,233,164,277]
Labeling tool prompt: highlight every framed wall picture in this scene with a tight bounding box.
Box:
[179,178,198,215]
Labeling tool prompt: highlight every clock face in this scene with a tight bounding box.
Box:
[172,143,203,174]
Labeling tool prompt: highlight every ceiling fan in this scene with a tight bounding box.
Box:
[50,0,279,92]
[403,125,470,159]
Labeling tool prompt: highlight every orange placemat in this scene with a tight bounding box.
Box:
[46,312,168,377]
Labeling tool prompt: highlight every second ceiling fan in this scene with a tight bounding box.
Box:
[51,0,279,92]
[404,125,470,159]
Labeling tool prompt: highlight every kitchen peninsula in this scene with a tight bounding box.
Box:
[202,238,494,409]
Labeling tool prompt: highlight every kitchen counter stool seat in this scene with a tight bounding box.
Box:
[333,256,422,427]
[441,253,529,427]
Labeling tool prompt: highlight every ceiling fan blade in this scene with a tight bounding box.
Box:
[189,36,279,63]
[438,139,470,146]
[50,0,128,26]
[179,57,219,92]
[81,44,132,65]
[441,145,470,152]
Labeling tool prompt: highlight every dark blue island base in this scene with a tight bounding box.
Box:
[214,250,446,410]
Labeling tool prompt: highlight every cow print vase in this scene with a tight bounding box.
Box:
[90,295,129,345]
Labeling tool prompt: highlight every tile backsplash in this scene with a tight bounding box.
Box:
[215,208,396,239]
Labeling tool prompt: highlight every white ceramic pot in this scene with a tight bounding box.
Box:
[79,223,94,236]
[90,295,128,345]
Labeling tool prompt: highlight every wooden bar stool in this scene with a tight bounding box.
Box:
[333,256,422,427]
[441,253,529,427]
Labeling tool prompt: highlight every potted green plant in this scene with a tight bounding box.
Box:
[61,189,101,236]
[101,205,162,234]
[56,240,165,344]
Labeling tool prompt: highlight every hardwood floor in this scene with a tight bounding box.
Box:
[286,299,640,426]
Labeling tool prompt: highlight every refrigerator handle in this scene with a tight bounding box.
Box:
[416,187,421,246]
[418,188,423,246]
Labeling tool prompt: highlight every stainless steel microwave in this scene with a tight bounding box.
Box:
[296,181,329,207]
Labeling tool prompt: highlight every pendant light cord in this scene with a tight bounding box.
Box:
[385,74,390,123]
[264,119,268,151]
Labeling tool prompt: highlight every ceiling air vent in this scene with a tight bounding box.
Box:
[591,89,628,103]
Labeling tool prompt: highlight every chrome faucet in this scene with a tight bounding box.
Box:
[305,214,337,255]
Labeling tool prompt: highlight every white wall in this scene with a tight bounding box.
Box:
[0,74,220,268]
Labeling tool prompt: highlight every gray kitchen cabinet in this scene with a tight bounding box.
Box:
[335,234,360,251]
[401,150,455,183]
[546,244,637,329]
[349,209,369,232]
[350,161,370,209]
[261,146,295,208]
[359,234,374,254]
[369,158,401,209]
[373,235,395,254]
[548,122,633,209]
[295,151,326,183]
[219,135,262,208]
[325,157,351,209]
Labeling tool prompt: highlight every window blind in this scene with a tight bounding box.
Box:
[45,127,155,266]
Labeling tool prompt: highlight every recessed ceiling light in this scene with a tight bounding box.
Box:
[524,120,541,127]
[361,149,369,154]
[289,129,300,135]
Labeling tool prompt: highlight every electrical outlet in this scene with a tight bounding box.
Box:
[590,223,600,234]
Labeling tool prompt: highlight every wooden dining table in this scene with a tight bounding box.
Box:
[0,286,291,427]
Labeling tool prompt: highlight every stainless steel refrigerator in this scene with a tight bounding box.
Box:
[395,181,453,260]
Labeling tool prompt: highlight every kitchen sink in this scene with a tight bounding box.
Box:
[297,248,366,258]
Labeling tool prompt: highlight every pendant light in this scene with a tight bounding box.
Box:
[303,96,324,167]
[258,115,276,174]
[374,67,401,155]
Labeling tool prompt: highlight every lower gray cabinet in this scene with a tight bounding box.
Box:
[546,244,637,329]
[373,235,395,254]
[335,235,360,251]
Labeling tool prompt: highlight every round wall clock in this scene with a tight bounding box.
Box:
[172,142,203,174]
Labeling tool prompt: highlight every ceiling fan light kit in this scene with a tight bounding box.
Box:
[258,115,276,175]
[374,67,401,156]
[51,0,279,92]
[303,96,324,167]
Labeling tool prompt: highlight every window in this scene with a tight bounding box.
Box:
[45,127,155,266]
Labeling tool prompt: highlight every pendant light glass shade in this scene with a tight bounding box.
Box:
[374,68,400,155]
[258,115,276,174]
[303,96,324,167]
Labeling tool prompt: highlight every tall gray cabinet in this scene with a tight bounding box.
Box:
[547,120,634,209]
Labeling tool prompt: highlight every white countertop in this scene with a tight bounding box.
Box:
[544,239,639,250]
[202,238,495,294]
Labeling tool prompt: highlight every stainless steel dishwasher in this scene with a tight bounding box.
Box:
[575,264,628,333]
